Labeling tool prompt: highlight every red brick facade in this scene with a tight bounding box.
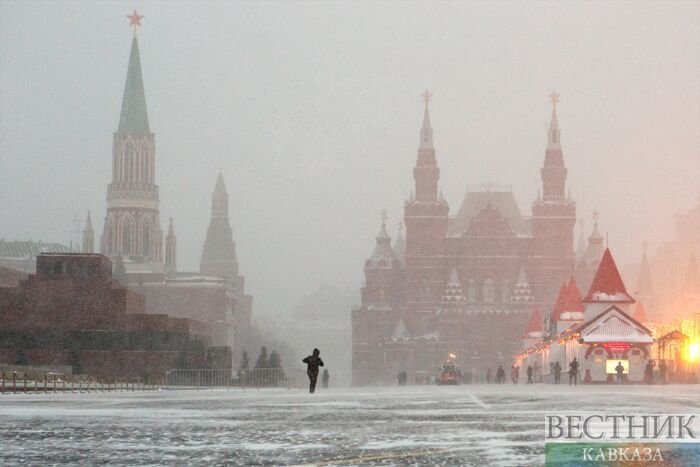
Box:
[0,254,228,379]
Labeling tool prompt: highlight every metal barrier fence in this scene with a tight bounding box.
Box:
[165,368,301,390]
[0,370,162,394]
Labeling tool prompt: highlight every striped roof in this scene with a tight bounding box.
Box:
[578,306,653,344]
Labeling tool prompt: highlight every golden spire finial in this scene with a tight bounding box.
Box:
[421,89,433,107]
[549,90,560,110]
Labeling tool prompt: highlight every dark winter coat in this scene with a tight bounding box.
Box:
[569,360,579,374]
[303,355,324,376]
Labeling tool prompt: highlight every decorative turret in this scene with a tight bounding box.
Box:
[82,211,94,253]
[361,210,402,306]
[531,92,576,290]
[541,91,566,200]
[413,90,442,203]
[442,267,466,303]
[403,91,449,304]
[165,218,177,272]
[200,172,239,281]
[510,267,534,303]
[366,210,397,269]
[392,221,406,265]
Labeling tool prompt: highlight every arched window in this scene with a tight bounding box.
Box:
[378,288,385,302]
[141,142,150,183]
[419,279,431,301]
[124,142,135,182]
[141,221,152,258]
[468,279,476,302]
[501,279,510,302]
[121,218,134,255]
[483,279,495,303]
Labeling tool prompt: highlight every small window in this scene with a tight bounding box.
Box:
[501,279,510,302]
[483,279,495,303]
[378,288,385,302]
[468,279,476,302]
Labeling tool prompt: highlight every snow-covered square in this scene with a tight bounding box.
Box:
[1,384,698,466]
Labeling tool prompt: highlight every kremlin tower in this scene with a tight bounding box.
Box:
[99,14,166,272]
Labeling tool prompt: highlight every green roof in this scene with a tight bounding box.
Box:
[118,37,150,133]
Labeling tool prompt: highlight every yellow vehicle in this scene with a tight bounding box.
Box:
[437,354,459,385]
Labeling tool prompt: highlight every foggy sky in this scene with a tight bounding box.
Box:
[1,1,699,316]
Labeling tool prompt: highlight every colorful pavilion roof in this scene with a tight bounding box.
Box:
[523,306,543,337]
[583,248,635,303]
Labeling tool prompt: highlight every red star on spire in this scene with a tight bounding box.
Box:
[126,10,144,35]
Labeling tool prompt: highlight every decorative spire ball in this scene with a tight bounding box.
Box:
[126,10,144,36]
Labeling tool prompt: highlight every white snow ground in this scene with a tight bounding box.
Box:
[0,384,698,466]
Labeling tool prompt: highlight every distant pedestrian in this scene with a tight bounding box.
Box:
[568,358,579,386]
[645,360,655,385]
[321,369,330,389]
[615,361,625,384]
[553,362,562,384]
[511,365,519,384]
[658,360,668,384]
[496,365,505,384]
[486,368,492,384]
[302,348,324,394]
[526,365,533,384]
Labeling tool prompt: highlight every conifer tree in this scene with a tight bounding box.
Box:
[255,346,269,369]
[239,349,249,371]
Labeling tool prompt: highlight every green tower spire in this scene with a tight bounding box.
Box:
[118,36,150,133]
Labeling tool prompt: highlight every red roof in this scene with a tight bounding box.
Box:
[567,277,584,312]
[552,277,584,320]
[632,301,649,323]
[524,306,542,336]
[583,248,635,303]
[551,283,568,320]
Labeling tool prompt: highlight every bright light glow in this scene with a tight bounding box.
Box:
[688,342,699,363]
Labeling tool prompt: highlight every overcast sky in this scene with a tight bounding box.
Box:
[1,1,699,315]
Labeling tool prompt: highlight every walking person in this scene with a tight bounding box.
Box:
[302,348,324,394]
[645,360,655,385]
[526,365,533,384]
[615,361,625,384]
[553,361,562,384]
[511,365,518,384]
[321,369,330,389]
[496,365,505,384]
[486,368,492,384]
[568,358,579,386]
